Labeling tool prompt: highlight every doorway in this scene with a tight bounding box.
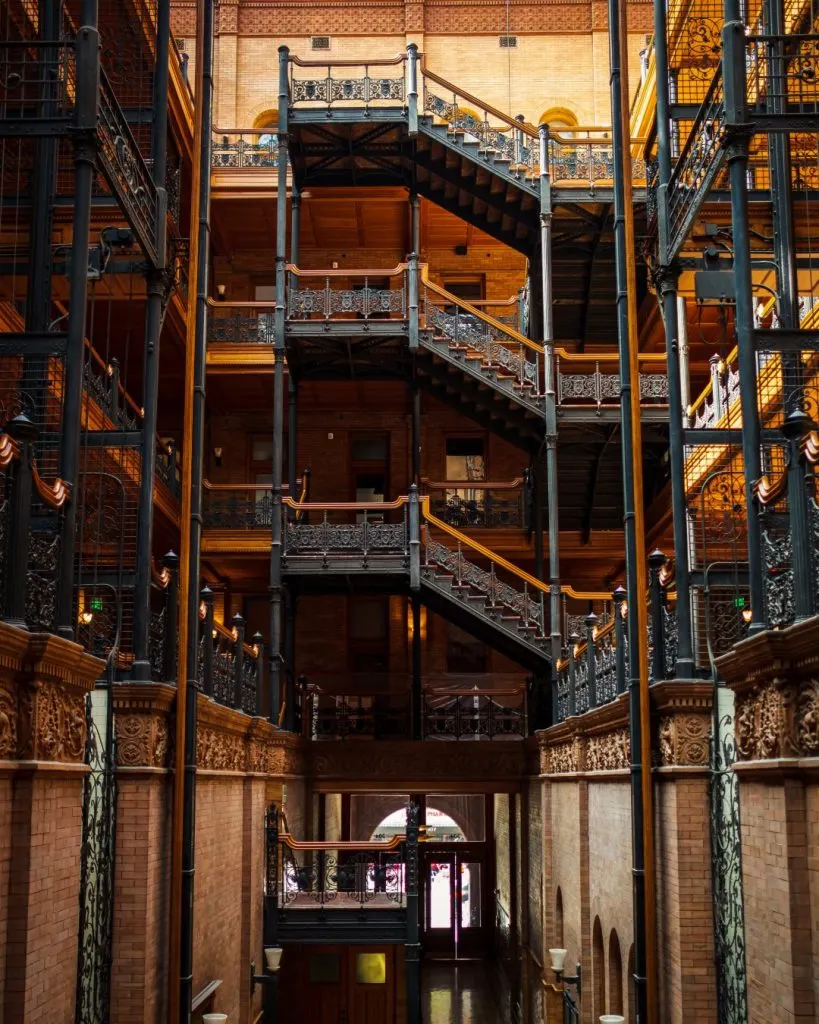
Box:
[279,945,397,1024]
[421,845,488,959]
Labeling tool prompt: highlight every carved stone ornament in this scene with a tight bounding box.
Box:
[113,683,176,769]
[545,740,580,774]
[733,678,810,761]
[0,624,101,765]
[658,712,710,766]
[586,728,630,771]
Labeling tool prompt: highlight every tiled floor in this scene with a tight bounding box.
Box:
[422,962,510,1024]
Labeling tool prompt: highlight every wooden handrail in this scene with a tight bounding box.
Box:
[803,430,819,463]
[424,687,524,697]
[421,269,542,354]
[84,341,143,420]
[279,833,405,851]
[207,298,277,309]
[555,347,666,366]
[211,616,260,659]
[283,495,408,511]
[213,126,278,135]
[290,53,406,68]
[287,262,408,278]
[421,476,524,491]
[420,57,538,137]
[32,463,70,508]
[204,479,295,492]
[0,433,20,466]
[152,560,171,588]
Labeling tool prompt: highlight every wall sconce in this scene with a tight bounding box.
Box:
[79,610,93,625]
[741,607,752,624]
[217,283,226,300]
[600,1017,625,1023]
[214,447,223,467]
[250,947,283,1020]
[549,948,581,996]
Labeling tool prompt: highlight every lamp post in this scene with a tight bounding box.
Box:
[250,946,283,1022]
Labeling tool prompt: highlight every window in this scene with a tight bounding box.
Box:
[445,437,486,522]
[499,35,517,47]
[311,35,331,49]
[249,436,283,526]
[446,621,487,673]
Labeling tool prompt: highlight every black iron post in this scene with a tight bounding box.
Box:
[723,0,766,635]
[613,586,627,694]
[2,416,38,627]
[783,410,816,619]
[201,586,214,698]
[233,613,246,710]
[568,632,579,718]
[133,0,171,680]
[162,550,180,684]
[252,632,264,717]
[411,596,422,739]
[585,613,597,709]
[56,14,100,638]
[532,455,544,581]
[405,800,421,1024]
[648,549,667,683]
[269,46,289,724]
[284,590,296,729]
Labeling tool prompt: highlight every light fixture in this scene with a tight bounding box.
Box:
[79,610,93,625]
[600,1017,625,1024]
[217,283,226,300]
[264,946,283,972]
[550,949,581,998]
[214,446,223,467]
[742,607,752,624]
[549,948,567,973]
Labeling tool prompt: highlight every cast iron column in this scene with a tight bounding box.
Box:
[269,46,290,722]
[133,0,171,680]
[55,14,100,638]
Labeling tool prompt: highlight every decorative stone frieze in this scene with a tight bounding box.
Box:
[586,727,630,771]
[112,682,305,776]
[651,681,713,767]
[0,622,102,765]
[716,616,819,762]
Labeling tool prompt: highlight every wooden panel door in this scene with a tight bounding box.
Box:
[279,946,346,1024]
[346,946,395,1024]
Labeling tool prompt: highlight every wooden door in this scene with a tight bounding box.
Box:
[346,946,395,1024]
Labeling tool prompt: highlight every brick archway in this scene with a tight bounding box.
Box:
[351,793,484,842]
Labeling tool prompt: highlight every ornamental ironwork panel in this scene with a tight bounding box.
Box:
[208,310,275,344]
[291,73,404,106]
[595,632,617,705]
[284,517,408,558]
[211,130,279,168]
[280,848,406,908]
[556,362,668,408]
[26,524,59,631]
[761,511,794,628]
[96,70,159,268]
[212,637,233,707]
[423,692,525,739]
[710,690,749,1024]
[429,493,523,528]
[745,34,819,116]
[288,283,406,320]
[204,491,273,529]
[241,656,258,716]
[76,686,116,1024]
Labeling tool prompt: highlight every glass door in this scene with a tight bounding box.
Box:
[422,846,487,958]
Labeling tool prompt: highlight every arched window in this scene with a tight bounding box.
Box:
[539,107,578,137]
[608,929,624,1014]
[555,887,564,946]
[252,109,278,163]
[592,916,605,1020]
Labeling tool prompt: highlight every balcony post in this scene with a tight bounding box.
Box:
[585,613,598,709]
[2,416,37,628]
[406,43,418,136]
[709,354,725,423]
[648,549,667,682]
[201,586,214,699]
[252,633,264,717]
[269,46,290,724]
[568,632,579,717]
[613,586,627,694]
[162,550,180,684]
[405,800,421,1024]
[233,613,246,710]
[55,15,99,639]
[409,192,420,352]
[783,410,816,620]
[409,484,420,591]
[411,596,422,740]
[284,589,296,730]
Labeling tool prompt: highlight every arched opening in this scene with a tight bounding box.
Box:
[539,106,578,136]
[370,806,466,843]
[555,887,564,946]
[252,108,278,132]
[608,929,624,1014]
[627,944,636,1023]
[592,916,605,1020]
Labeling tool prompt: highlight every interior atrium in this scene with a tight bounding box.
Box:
[0,0,817,1022]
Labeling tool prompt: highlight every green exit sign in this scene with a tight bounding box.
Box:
[90,597,103,612]
[733,596,746,609]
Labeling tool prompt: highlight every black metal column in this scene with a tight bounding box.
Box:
[55,15,100,638]
[269,47,289,723]
[722,0,766,634]
[132,0,172,680]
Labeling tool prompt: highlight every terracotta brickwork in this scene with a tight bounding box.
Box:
[0,623,102,1024]
[717,618,819,1024]
[534,682,717,1024]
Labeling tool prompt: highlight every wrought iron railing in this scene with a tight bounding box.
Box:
[282,499,410,564]
[147,553,179,683]
[211,128,280,168]
[202,480,297,529]
[423,687,526,739]
[548,131,648,189]
[424,476,526,529]
[745,34,819,117]
[207,300,275,344]
[0,39,76,122]
[305,683,410,741]
[555,351,668,410]
[288,53,406,109]
[266,801,418,912]
[287,265,408,320]
[198,592,264,716]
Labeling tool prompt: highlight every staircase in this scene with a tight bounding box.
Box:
[416,277,546,450]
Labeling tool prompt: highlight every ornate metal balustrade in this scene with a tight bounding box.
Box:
[548,134,647,189]
[155,441,180,499]
[425,477,526,529]
[555,352,668,410]
[288,54,406,109]
[283,502,410,569]
[147,554,178,683]
[665,67,726,263]
[266,804,414,913]
[288,266,408,320]
[202,481,288,529]
[96,69,160,268]
[556,613,622,723]
[211,128,279,168]
[207,302,275,344]
[308,688,410,741]
[423,688,526,740]
[423,533,545,635]
[424,290,542,394]
[82,358,140,432]
[198,594,263,716]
